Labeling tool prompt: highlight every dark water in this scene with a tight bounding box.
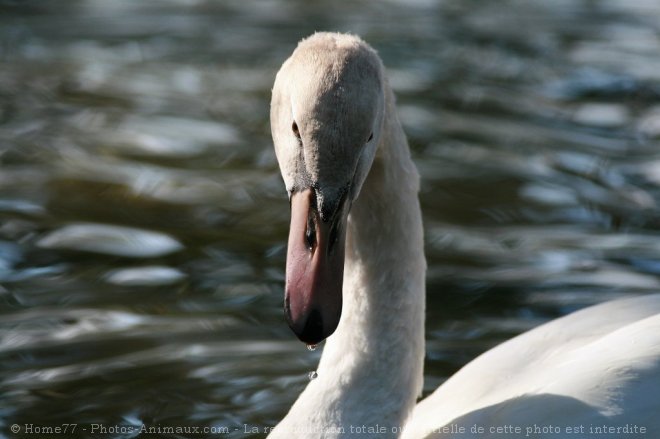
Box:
[1,0,660,437]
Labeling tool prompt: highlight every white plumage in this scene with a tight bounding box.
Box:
[269,32,660,438]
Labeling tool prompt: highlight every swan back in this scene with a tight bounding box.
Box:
[403,294,660,438]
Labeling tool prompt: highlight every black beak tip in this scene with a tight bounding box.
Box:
[284,301,328,345]
[297,309,326,345]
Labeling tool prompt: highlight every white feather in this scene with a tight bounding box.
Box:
[269,32,660,438]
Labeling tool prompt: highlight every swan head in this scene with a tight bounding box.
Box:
[271,33,385,344]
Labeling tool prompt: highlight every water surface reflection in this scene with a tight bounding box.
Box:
[1,0,660,437]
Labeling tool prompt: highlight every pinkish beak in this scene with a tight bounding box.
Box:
[284,188,347,344]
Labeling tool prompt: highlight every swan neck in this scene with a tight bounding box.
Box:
[317,82,426,429]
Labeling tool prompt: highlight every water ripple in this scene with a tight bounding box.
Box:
[37,223,184,258]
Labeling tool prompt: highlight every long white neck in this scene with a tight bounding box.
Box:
[271,85,426,437]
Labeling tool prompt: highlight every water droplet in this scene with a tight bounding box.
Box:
[307,344,317,351]
[308,371,318,380]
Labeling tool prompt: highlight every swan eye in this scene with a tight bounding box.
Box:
[292,121,301,140]
[367,132,374,142]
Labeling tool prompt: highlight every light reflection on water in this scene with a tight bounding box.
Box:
[1,0,660,437]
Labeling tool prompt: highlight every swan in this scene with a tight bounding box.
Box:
[268,32,660,438]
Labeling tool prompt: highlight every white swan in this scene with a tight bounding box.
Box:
[268,32,660,438]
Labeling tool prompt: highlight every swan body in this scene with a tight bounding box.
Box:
[268,32,660,438]
[404,294,660,438]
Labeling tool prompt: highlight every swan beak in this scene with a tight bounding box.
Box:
[284,188,347,345]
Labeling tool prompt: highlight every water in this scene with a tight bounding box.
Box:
[1,0,660,437]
